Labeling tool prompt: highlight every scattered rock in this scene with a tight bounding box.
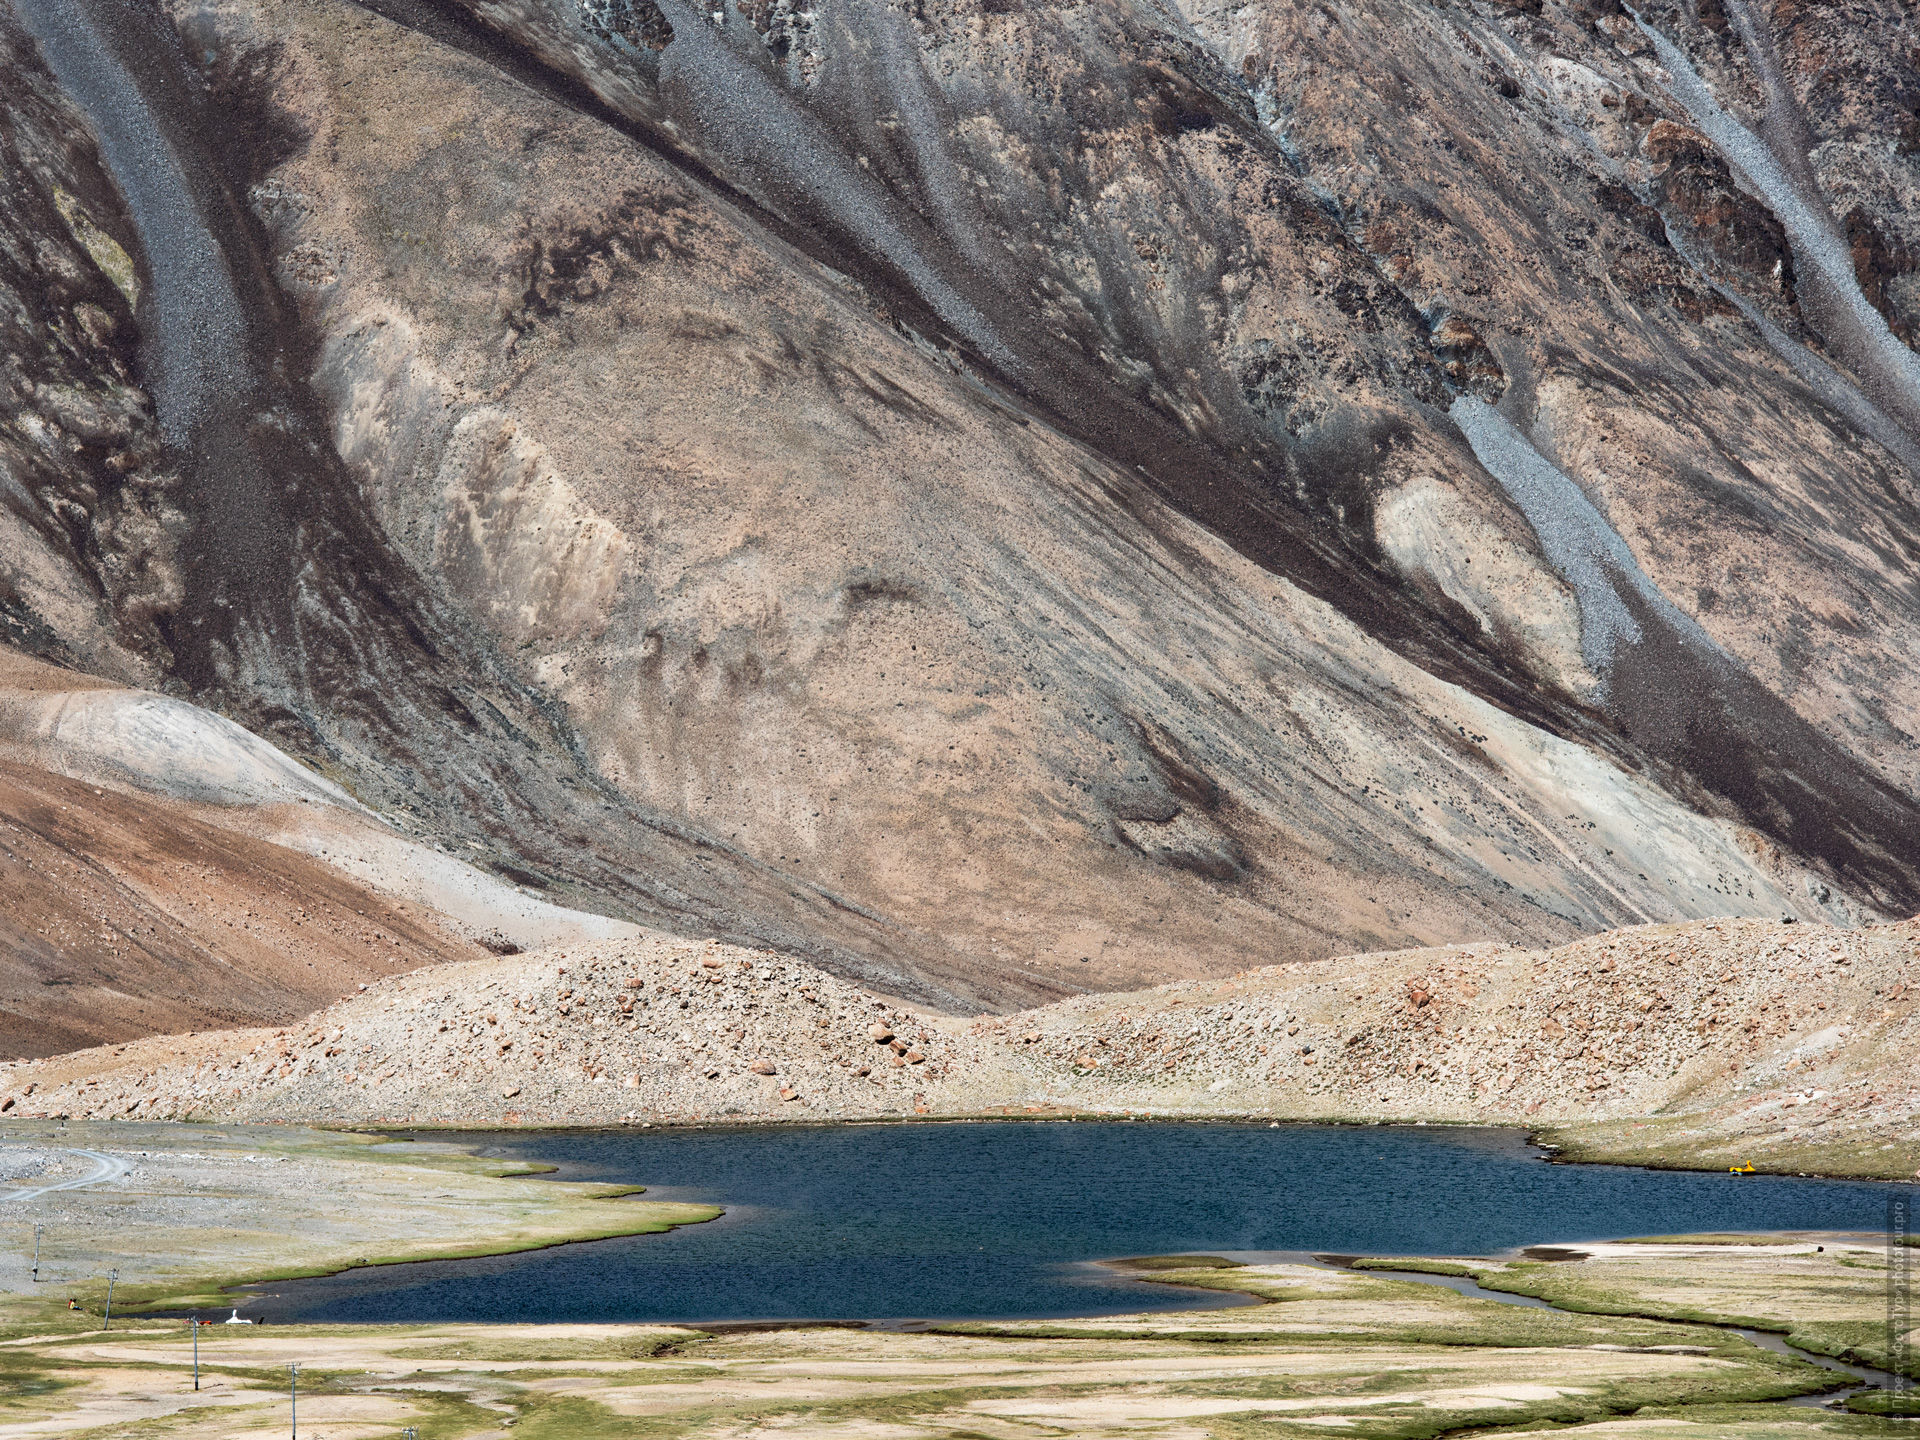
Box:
[10,919,1919,1181]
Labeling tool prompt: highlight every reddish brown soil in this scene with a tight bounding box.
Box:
[0,761,482,1058]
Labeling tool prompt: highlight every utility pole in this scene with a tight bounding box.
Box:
[191,1315,199,1391]
[1891,1195,1912,1414]
[288,1361,299,1440]
[31,1224,40,1283]
[102,1269,117,1331]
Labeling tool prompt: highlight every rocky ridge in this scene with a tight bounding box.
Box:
[7,915,1917,1177]
[989,916,1920,1149]
[0,933,1009,1126]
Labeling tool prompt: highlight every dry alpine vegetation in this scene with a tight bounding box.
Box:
[6,914,1917,1179]
[0,1142,1911,1440]
[0,1293,1884,1440]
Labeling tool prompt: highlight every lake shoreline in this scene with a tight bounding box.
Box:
[211,1119,1917,1328]
[12,915,1918,1184]
[357,1108,1920,1185]
[6,1236,1905,1438]
[4,1118,1915,1435]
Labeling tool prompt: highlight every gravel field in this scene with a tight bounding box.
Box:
[1,933,1015,1127]
[5,916,1917,1177]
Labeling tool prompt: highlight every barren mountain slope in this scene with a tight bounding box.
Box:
[1195,0,1920,797]
[360,0,1920,913]
[0,4,179,682]
[2,0,1037,1016]
[2,0,1919,1018]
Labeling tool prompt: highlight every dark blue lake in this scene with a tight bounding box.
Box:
[245,1121,1916,1324]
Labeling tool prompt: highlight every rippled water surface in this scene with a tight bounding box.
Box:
[248,1121,1914,1323]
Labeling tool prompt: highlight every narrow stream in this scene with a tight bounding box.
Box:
[1344,1259,1906,1414]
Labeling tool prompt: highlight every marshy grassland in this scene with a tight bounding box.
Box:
[0,1121,718,1319]
[1,1123,1915,1440]
[1349,1232,1920,1380]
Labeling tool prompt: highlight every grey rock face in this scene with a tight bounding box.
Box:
[0,8,183,681]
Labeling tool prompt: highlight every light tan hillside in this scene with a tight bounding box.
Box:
[992,915,1920,1176]
[0,934,1018,1126]
[7,916,1918,1177]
